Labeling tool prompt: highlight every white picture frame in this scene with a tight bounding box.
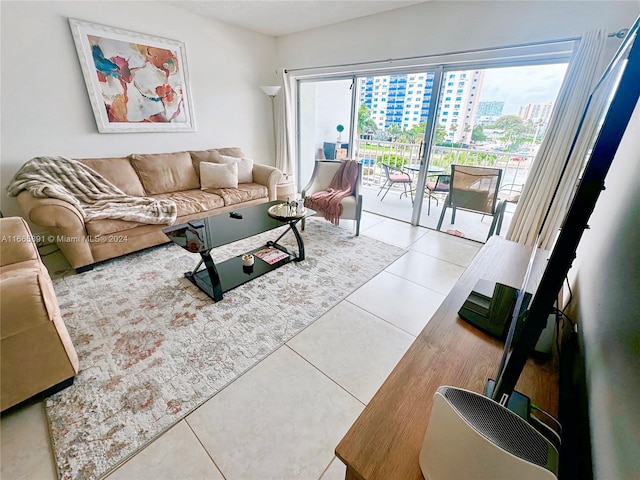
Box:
[69,18,195,133]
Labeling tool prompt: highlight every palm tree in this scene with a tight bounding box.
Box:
[387,124,402,142]
[434,124,447,145]
[357,105,377,135]
[448,122,459,142]
[407,123,426,143]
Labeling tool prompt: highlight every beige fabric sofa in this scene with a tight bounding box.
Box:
[16,148,282,271]
[0,217,79,411]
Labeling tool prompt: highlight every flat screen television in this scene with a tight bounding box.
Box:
[488,17,640,408]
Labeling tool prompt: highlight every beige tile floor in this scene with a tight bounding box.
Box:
[0,212,481,480]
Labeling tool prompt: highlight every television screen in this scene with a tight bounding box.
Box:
[490,18,640,406]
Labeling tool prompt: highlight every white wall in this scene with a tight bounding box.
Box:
[565,99,640,479]
[314,80,352,147]
[298,79,353,187]
[276,1,639,71]
[0,1,278,218]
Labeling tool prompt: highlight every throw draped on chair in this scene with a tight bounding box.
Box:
[304,159,360,226]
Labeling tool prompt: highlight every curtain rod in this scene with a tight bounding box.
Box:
[609,28,629,39]
[284,29,628,74]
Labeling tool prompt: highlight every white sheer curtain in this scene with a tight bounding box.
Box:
[273,71,296,184]
[507,29,607,249]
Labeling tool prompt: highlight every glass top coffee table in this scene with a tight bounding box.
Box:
[163,201,314,302]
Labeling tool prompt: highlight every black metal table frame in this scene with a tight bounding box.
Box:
[186,216,306,302]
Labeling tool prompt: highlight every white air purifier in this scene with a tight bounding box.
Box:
[419,386,559,480]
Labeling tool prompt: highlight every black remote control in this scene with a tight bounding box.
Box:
[229,212,243,219]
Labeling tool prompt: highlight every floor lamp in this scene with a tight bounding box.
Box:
[260,85,282,169]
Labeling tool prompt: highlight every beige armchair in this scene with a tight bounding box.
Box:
[301,160,363,236]
[0,217,78,411]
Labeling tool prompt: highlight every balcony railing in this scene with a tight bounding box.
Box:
[352,139,533,198]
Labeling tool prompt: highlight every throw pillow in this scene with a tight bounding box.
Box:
[200,161,238,190]
[218,154,254,184]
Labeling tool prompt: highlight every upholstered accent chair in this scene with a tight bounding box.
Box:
[0,217,79,411]
[301,160,363,236]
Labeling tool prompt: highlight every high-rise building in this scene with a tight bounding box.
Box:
[358,70,484,144]
[477,101,505,117]
[519,101,554,123]
[436,70,485,144]
[475,101,505,125]
[358,73,434,131]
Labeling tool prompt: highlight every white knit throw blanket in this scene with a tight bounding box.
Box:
[7,156,177,225]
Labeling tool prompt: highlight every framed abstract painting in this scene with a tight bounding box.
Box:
[69,18,195,133]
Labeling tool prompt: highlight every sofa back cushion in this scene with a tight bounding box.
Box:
[77,157,146,197]
[130,151,200,195]
[190,147,244,176]
[190,150,221,176]
[0,218,40,267]
[211,147,244,158]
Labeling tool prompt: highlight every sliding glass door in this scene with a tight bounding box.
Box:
[416,63,567,242]
[352,69,442,223]
[294,57,568,242]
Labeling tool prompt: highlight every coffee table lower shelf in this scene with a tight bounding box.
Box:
[185,244,294,301]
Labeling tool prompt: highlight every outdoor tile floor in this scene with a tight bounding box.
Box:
[361,184,516,244]
[0,212,482,480]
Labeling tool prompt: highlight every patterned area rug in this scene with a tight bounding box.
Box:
[45,219,405,480]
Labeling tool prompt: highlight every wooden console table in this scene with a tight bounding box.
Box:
[336,236,558,480]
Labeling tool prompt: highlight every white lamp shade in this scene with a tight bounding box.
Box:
[260,85,282,97]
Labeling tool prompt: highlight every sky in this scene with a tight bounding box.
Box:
[478,63,569,115]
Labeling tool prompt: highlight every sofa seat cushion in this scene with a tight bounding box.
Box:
[238,183,269,200]
[85,190,224,236]
[205,183,267,206]
[156,190,225,216]
[204,188,252,206]
[1,272,51,340]
[77,157,146,197]
[86,218,144,237]
[130,151,200,194]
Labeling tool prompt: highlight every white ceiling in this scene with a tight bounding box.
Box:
[168,0,428,37]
